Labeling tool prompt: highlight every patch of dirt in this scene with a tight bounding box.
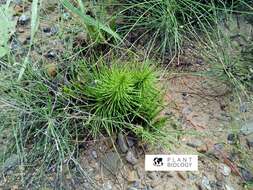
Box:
[64,75,251,190]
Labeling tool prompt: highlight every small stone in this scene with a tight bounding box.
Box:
[126,150,138,165]
[227,133,238,144]
[219,163,231,176]
[230,96,234,102]
[18,14,30,25]
[45,50,56,59]
[197,144,208,153]
[246,134,253,148]
[201,176,211,190]
[240,121,253,135]
[91,150,98,159]
[240,167,253,182]
[220,103,226,110]
[182,92,187,96]
[186,139,204,148]
[196,59,203,65]
[117,132,128,153]
[43,26,58,36]
[43,27,51,33]
[131,180,141,188]
[127,170,138,182]
[102,181,113,190]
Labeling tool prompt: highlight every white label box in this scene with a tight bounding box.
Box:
[145,155,198,171]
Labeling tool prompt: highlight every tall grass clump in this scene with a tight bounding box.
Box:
[0,63,82,186]
[194,9,253,97]
[65,61,167,142]
[0,59,167,186]
[116,0,249,56]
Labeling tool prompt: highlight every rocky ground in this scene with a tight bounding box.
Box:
[0,0,253,190]
[1,74,252,190]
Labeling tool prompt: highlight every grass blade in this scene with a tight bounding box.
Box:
[60,0,121,42]
[18,0,40,81]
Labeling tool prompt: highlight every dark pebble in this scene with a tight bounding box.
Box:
[43,26,58,36]
[45,50,57,59]
[182,92,187,97]
[18,14,30,25]
[43,27,51,33]
[196,59,203,65]
[127,137,135,147]
[227,133,238,144]
[117,132,128,153]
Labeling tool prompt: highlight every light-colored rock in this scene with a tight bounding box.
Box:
[219,163,231,176]
[240,121,253,135]
[127,170,138,182]
[126,150,138,165]
[201,176,211,190]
